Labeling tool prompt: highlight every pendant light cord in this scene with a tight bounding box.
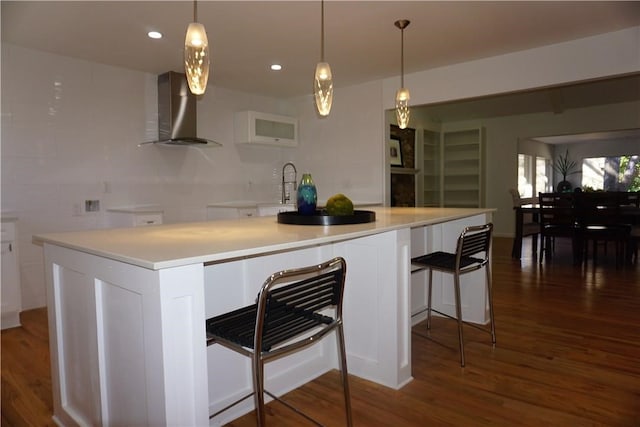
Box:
[320,0,325,62]
[193,0,198,22]
[400,27,404,88]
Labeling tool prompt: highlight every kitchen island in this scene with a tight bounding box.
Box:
[35,207,493,426]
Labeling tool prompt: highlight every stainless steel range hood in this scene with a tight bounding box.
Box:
[140,71,221,147]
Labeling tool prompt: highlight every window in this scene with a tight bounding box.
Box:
[518,154,533,198]
[518,154,551,198]
[536,157,552,194]
[581,155,640,191]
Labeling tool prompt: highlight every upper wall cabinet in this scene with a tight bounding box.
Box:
[234,111,298,147]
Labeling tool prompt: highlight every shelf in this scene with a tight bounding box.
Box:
[444,186,479,192]
[443,168,479,175]
[390,167,420,175]
[444,141,480,148]
[444,152,480,162]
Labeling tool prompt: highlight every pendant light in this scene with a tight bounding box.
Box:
[314,0,333,116]
[184,0,210,95]
[394,20,410,129]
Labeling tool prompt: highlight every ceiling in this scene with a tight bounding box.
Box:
[2,1,640,100]
[531,128,640,145]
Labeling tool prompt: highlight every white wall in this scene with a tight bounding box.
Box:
[291,80,386,204]
[0,44,297,309]
[383,27,640,110]
[2,26,639,309]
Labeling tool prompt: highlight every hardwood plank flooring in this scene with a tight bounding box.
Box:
[2,237,639,426]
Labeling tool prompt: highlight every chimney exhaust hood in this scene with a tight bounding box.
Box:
[140,71,221,147]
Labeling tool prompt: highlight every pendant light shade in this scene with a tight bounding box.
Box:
[395,87,410,129]
[314,62,333,116]
[394,20,410,129]
[184,1,210,95]
[314,0,333,116]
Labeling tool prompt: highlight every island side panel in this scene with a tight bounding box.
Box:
[44,244,208,427]
[334,228,413,390]
[410,213,493,326]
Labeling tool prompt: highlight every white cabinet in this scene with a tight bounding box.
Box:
[234,111,298,147]
[107,208,164,227]
[256,203,296,216]
[207,203,295,220]
[1,219,21,330]
[207,206,258,220]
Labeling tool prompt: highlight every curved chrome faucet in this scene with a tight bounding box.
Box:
[281,162,297,204]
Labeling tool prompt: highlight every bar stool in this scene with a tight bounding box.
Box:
[206,257,352,426]
[411,223,495,367]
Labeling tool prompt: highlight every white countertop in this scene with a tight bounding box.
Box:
[34,207,494,270]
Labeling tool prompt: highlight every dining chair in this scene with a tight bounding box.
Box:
[538,192,580,264]
[206,257,352,426]
[629,226,640,265]
[411,223,495,367]
[574,192,631,268]
[621,192,640,264]
[509,188,539,257]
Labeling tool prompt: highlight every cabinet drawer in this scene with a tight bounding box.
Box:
[134,214,163,226]
[207,206,258,220]
[107,210,164,228]
[237,208,258,218]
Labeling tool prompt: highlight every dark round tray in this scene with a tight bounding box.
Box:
[277,210,376,226]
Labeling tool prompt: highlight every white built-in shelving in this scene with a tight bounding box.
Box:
[420,127,484,208]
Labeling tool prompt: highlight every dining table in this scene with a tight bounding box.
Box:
[512,204,539,259]
[512,194,640,263]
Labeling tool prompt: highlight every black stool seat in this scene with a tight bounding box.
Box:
[413,251,483,270]
[207,301,333,352]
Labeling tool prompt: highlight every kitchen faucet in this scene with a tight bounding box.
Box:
[281,162,297,204]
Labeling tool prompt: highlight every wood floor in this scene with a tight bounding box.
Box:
[2,237,639,426]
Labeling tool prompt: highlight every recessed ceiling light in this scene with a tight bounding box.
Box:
[271,64,282,71]
[148,31,163,39]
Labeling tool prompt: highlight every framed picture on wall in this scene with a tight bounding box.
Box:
[389,138,403,167]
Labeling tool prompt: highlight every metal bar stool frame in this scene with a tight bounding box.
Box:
[411,223,496,367]
[206,257,353,426]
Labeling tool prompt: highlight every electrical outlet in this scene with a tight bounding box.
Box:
[85,199,100,212]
